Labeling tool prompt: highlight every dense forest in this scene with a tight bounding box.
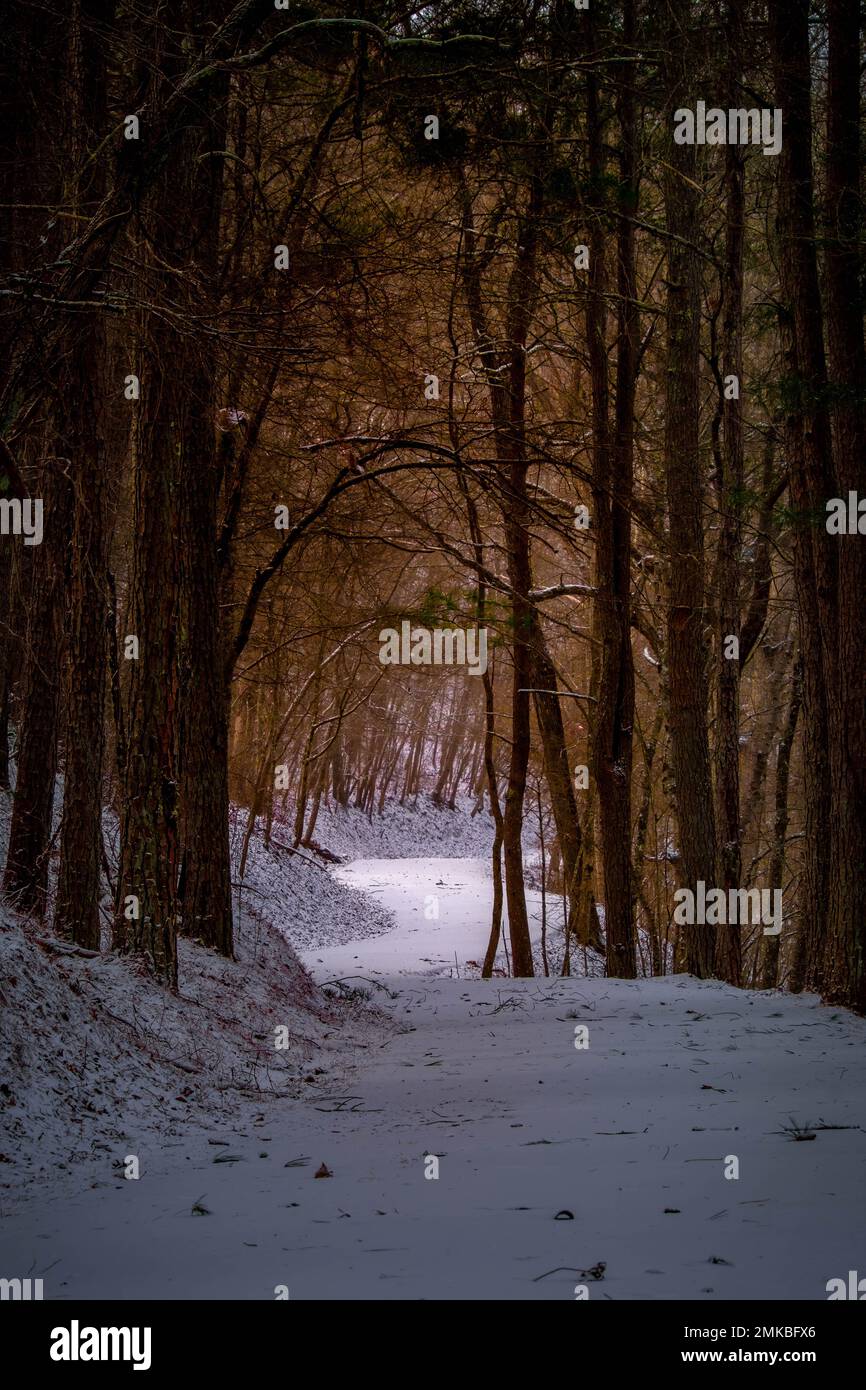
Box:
[1,0,864,1011]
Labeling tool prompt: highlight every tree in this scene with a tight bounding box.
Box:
[770,0,836,996]
[661,0,716,977]
[821,0,866,1011]
[55,0,116,949]
[712,0,746,986]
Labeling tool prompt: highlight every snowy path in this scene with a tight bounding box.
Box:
[309,855,577,979]
[3,859,865,1301]
[314,856,517,977]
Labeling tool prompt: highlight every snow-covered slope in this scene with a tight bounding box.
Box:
[308,793,497,860]
[229,805,398,953]
[0,790,397,1198]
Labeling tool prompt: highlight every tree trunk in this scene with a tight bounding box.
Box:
[589,11,638,979]
[480,662,506,978]
[529,629,585,943]
[822,0,866,1012]
[770,0,837,997]
[502,498,536,977]
[713,0,746,985]
[1,11,69,919]
[116,6,230,982]
[173,18,233,956]
[3,459,72,916]
[662,0,716,977]
[760,662,801,990]
[55,0,115,950]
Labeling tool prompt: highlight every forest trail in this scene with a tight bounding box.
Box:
[306,855,536,978]
[3,856,864,1300]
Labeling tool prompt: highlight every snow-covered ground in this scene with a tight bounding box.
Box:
[309,855,600,979]
[3,850,864,1301]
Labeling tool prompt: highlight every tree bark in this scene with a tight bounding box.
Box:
[661,0,716,977]
[1,10,70,919]
[589,8,638,978]
[55,0,115,950]
[770,0,837,997]
[176,59,233,956]
[822,0,866,1012]
[3,460,72,916]
[760,661,801,991]
[713,0,746,986]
